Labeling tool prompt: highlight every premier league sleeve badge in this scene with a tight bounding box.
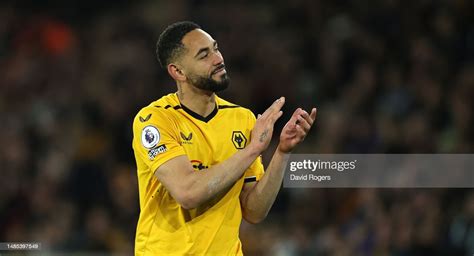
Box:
[141,125,160,149]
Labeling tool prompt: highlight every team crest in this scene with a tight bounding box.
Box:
[232,131,247,149]
[141,125,160,149]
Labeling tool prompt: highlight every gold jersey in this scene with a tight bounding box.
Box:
[132,93,264,255]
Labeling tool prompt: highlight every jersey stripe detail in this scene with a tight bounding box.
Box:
[155,105,182,110]
[155,104,220,122]
[165,105,182,110]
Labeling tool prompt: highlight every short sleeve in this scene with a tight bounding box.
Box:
[132,108,186,173]
[244,156,264,183]
[243,109,264,183]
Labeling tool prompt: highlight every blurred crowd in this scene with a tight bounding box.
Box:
[1,0,473,255]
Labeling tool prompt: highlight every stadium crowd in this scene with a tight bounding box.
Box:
[1,0,473,255]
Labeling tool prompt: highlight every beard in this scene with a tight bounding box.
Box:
[189,72,230,93]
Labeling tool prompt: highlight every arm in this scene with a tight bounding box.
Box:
[155,97,285,209]
[240,107,317,223]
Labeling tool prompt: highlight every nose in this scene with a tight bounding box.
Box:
[212,51,224,66]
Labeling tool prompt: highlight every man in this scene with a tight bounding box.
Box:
[132,21,317,255]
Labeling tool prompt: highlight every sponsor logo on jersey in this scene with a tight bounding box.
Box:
[148,144,167,160]
[232,131,247,149]
[139,113,152,122]
[180,132,193,145]
[191,160,208,170]
[141,125,160,149]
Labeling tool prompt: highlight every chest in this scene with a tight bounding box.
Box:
[174,114,251,169]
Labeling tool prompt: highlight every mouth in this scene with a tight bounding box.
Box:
[212,65,226,76]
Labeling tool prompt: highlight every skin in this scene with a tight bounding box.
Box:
[154,29,317,223]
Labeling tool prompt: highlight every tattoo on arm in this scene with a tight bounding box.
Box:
[259,129,269,142]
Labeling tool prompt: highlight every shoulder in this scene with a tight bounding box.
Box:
[132,93,183,145]
[134,93,180,122]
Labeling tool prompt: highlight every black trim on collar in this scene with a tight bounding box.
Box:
[180,103,218,123]
[218,105,240,109]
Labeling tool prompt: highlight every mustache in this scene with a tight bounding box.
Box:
[211,64,226,75]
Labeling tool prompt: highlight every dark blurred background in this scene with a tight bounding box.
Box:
[1,0,474,255]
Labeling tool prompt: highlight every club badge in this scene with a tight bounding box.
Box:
[232,131,247,149]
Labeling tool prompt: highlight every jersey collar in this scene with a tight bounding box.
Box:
[180,102,218,123]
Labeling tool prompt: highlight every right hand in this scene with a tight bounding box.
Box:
[248,97,285,154]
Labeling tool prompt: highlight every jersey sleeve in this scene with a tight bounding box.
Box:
[244,155,264,183]
[243,110,264,183]
[132,107,186,174]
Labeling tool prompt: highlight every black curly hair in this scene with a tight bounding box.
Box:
[156,21,201,69]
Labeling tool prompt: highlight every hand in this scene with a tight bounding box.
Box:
[278,107,317,153]
[248,97,285,154]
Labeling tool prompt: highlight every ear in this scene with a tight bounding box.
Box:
[167,64,187,82]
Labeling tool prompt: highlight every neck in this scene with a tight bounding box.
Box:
[177,82,216,117]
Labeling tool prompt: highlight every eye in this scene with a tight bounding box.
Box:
[200,53,208,59]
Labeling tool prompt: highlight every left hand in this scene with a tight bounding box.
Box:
[278,107,317,153]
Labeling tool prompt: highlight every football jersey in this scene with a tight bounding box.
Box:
[132,93,264,255]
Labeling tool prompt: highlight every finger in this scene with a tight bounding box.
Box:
[285,126,298,137]
[274,97,285,109]
[262,97,285,118]
[310,108,317,121]
[285,127,296,135]
[298,110,313,126]
[283,118,299,137]
[269,97,285,116]
[296,115,311,132]
[268,110,283,125]
[295,124,306,140]
[274,110,284,123]
[286,108,299,126]
[292,108,302,118]
[289,108,302,126]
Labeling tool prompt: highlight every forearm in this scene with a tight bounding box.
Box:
[242,146,290,223]
[186,146,260,208]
